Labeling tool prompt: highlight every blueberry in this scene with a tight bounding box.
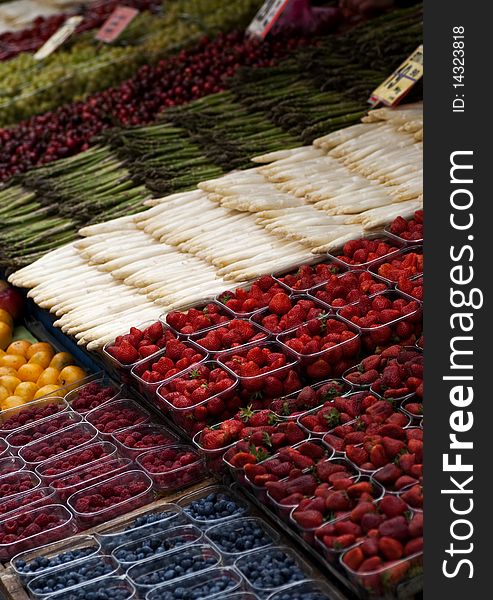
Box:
[238,549,306,590]
[184,493,244,523]
[209,519,272,555]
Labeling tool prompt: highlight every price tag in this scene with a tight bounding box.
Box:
[34,16,83,60]
[369,45,423,107]
[95,6,139,43]
[247,0,292,39]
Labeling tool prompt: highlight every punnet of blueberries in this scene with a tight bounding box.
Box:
[113,525,201,565]
[28,556,116,596]
[235,547,307,591]
[146,568,240,600]
[128,544,219,588]
[182,491,246,524]
[124,510,178,532]
[270,583,332,600]
[42,577,135,600]
[206,517,275,555]
[14,545,98,576]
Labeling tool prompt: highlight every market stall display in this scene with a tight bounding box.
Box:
[0,3,424,599]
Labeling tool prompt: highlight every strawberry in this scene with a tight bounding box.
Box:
[378,516,409,541]
[350,501,376,523]
[359,556,383,572]
[401,484,423,509]
[268,293,292,315]
[382,437,406,459]
[346,445,369,467]
[408,513,423,538]
[374,463,402,485]
[343,546,365,570]
[202,430,228,450]
[113,339,139,364]
[325,490,351,511]
[144,322,164,342]
[306,359,331,380]
[360,537,379,556]
[293,510,324,529]
[378,537,404,560]
[361,512,386,533]
[370,444,388,468]
[380,495,408,518]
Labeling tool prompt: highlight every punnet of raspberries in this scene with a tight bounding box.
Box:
[276,263,339,292]
[0,488,50,518]
[131,338,206,388]
[105,322,173,366]
[7,412,81,448]
[376,251,423,283]
[278,316,360,380]
[270,380,351,419]
[387,210,423,242]
[253,295,328,334]
[69,382,118,413]
[216,276,286,316]
[191,319,267,353]
[86,399,150,435]
[166,303,231,335]
[0,507,70,549]
[157,362,238,436]
[0,400,66,432]
[0,472,39,500]
[331,238,401,268]
[137,446,203,491]
[311,271,388,308]
[36,442,116,479]
[19,424,96,465]
[112,425,177,455]
[0,457,25,477]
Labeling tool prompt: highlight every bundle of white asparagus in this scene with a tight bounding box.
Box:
[9,103,423,350]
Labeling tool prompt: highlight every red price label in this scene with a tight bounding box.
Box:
[95,6,139,43]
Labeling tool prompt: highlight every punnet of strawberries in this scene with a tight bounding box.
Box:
[85,399,149,434]
[402,397,423,418]
[397,275,423,301]
[260,458,358,511]
[137,446,203,491]
[0,400,66,432]
[376,250,423,283]
[105,321,173,365]
[69,382,118,413]
[311,271,388,309]
[331,238,401,268]
[219,342,302,406]
[345,345,423,399]
[131,338,207,391]
[399,483,423,510]
[166,303,231,335]
[216,276,286,316]
[244,440,333,489]
[19,424,96,465]
[191,319,267,353]
[270,380,351,419]
[387,210,423,242]
[276,263,340,292]
[278,316,360,380]
[252,295,329,334]
[36,442,116,479]
[157,362,239,435]
[371,429,422,491]
[341,505,422,592]
[299,392,381,436]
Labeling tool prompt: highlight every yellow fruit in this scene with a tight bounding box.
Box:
[50,352,76,371]
[6,340,31,358]
[17,363,44,383]
[1,396,25,410]
[28,351,53,369]
[37,367,60,388]
[14,382,38,402]
[26,343,55,360]
[0,322,12,351]
[0,354,26,371]
[0,349,6,358]
[0,366,18,377]
[0,385,9,403]
[34,384,61,400]
[0,309,13,329]
[0,375,22,394]
[58,365,87,390]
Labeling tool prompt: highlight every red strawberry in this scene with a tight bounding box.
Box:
[408,512,423,537]
[382,437,406,459]
[346,445,369,467]
[359,556,383,572]
[379,537,404,560]
[202,430,227,450]
[293,510,323,529]
[380,495,408,518]
[378,516,409,541]
[144,322,163,342]
[350,502,376,523]
[360,537,379,556]
[269,293,292,315]
[325,490,351,511]
[343,546,365,570]
[114,340,139,364]
[374,463,402,485]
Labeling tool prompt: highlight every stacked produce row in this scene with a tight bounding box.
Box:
[0,4,422,269]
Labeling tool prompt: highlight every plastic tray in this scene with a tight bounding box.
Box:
[111,424,179,460]
[370,246,423,285]
[0,487,57,522]
[0,397,68,437]
[6,411,83,453]
[11,534,101,583]
[188,319,270,357]
[0,470,41,502]
[326,233,404,271]
[178,484,250,529]
[96,503,186,553]
[0,456,26,477]
[112,523,203,568]
[161,301,233,338]
[308,270,389,310]
[136,445,206,494]
[84,398,151,439]
[67,470,155,529]
[0,504,77,561]
[65,376,123,414]
[145,566,243,600]
[18,423,99,468]
[44,576,136,600]
[126,543,222,592]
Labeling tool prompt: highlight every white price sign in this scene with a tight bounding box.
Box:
[247,0,292,39]
[34,16,83,60]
